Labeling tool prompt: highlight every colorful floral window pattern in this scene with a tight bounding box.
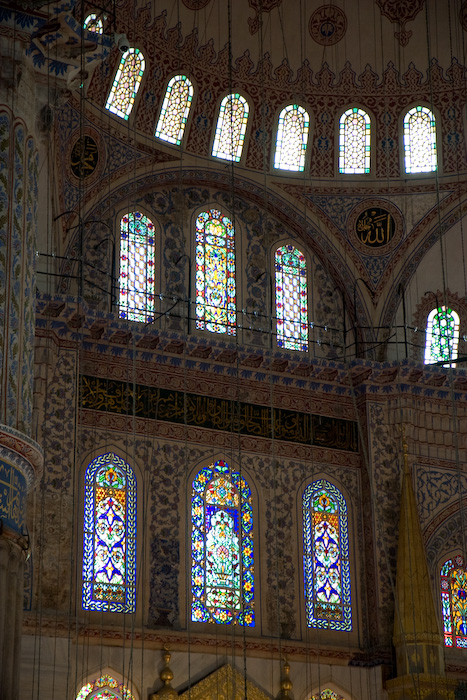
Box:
[83,13,103,33]
[76,675,135,700]
[441,556,467,648]
[339,108,371,174]
[403,106,437,173]
[310,690,344,700]
[105,48,145,120]
[119,211,155,323]
[155,75,194,145]
[212,94,249,162]
[274,104,310,171]
[191,460,254,626]
[275,245,308,351]
[424,306,459,366]
[303,480,351,630]
[82,453,137,613]
[195,209,236,335]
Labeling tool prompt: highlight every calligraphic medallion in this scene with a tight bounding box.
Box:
[70,134,99,179]
[348,200,403,256]
[309,6,347,46]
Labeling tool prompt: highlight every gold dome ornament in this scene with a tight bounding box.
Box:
[276,660,293,700]
[149,648,178,700]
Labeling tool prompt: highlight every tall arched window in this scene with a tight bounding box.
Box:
[195,209,236,336]
[424,306,460,366]
[339,107,371,174]
[105,48,145,120]
[274,104,310,172]
[76,675,135,700]
[191,459,254,626]
[83,13,103,33]
[155,74,194,145]
[303,480,352,631]
[403,106,437,173]
[275,245,308,351]
[82,453,137,613]
[119,211,155,323]
[212,93,249,162]
[441,555,467,648]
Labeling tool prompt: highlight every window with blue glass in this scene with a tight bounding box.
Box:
[424,306,459,366]
[82,453,137,613]
[191,459,254,626]
[105,48,145,120]
[441,555,467,648]
[303,480,351,630]
[403,106,437,173]
[275,244,308,351]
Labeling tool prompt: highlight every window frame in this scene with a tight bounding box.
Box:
[424,305,460,367]
[401,104,439,175]
[440,554,467,648]
[210,91,251,163]
[272,102,312,174]
[273,242,310,352]
[337,106,372,175]
[105,46,146,121]
[154,72,195,146]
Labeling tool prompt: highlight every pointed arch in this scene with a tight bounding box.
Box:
[155,74,194,145]
[82,453,137,613]
[338,107,371,174]
[212,93,249,162]
[424,306,460,366]
[274,244,308,351]
[403,105,437,173]
[191,459,254,626]
[303,480,352,631]
[195,208,236,336]
[440,555,467,647]
[274,104,310,171]
[118,211,156,323]
[105,48,145,120]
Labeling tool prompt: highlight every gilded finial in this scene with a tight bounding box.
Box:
[149,648,178,700]
[277,659,293,700]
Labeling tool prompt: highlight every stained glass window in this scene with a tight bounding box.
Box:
[105,48,145,120]
[303,480,351,631]
[339,108,370,174]
[212,93,249,162]
[275,245,308,351]
[191,459,254,626]
[119,211,155,323]
[403,106,437,173]
[274,104,310,172]
[195,209,236,335]
[155,75,194,145]
[76,675,135,700]
[310,690,343,700]
[82,453,137,613]
[83,13,103,33]
[424,306,459,366]
[441,556,467,648]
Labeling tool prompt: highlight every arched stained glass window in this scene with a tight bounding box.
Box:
[191,460,254,626]
[212,93,249,162]
[303,480,352,631]
[105,48,145,120]
[76,675,135,700]
[275,245,308,351]
[339,108,371,174]
[274,104,310,172]
[195,209,236,336]
[424,306,459,366]
[441,556,467,648]
[119,211,155,323]
[83,13,103,33]
[403,106,437,173]
[310,690,345,700]
[82,453,137,613]
[155,75,194,145]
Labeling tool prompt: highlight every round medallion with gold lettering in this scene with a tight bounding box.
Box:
[70,135,99,179]
[355,207,395,248]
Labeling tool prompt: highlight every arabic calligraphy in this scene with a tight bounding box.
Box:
[70,135,99,179]
[80,375,358,452]
[356,207,395,248]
